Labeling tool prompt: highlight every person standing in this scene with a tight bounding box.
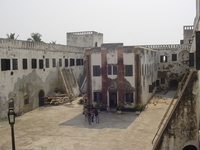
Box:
[91,109,94,122]
[94,109,99,123]
[87,110,92,125]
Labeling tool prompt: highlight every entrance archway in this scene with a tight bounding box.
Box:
[182,145,197,150]
[169,80,178,90]
[38,90,45,106]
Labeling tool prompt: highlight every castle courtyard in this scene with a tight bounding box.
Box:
[0,91,175,150]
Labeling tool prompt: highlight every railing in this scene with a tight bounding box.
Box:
[139,44,191,50]
[152,68,193,149]
[67,31,103,36]
[0,38,85,53]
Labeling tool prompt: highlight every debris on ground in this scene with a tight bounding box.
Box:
[43,92,71,105]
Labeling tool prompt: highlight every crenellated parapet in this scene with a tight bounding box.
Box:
[0,38,85,53]
[138,44,191,50]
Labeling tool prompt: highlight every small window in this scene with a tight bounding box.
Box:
[24,95,29,104]
[76,59,79,66]
[108,66,112,75]
[172,54,177,61]
[39,59,43,69]
[95,42,98,47]
[70,58,75,66]
[149,85,153,93]
[65,59,68,67]
[161,78,165,84]
[31,59,37,69]
[22,59,28,69]
[76,59,83,66]
[125,65,133,76]
[108,65,117,75]
[59,59,62,67]
[160,56,167,62]
[125,93,134,103]
[94,92,102,102]
[189,53,194,67]
[113,66,117,75]
[12,59,18,70]
[1,59,10,71]
[52,58,56,67]
[45,58,49,68]
[93,65,100,76]
[156,80,160,86]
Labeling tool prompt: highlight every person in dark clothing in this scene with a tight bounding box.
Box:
[87,110,92,125]
[94,109,99,123]
[91,109,94,122]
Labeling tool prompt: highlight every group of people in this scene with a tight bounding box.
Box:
[83,108,99,125]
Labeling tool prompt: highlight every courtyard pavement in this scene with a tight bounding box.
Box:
[0,91,176,150]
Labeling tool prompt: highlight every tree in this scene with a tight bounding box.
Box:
[50,41,56,44]
[27,33,42,42]
[6,33,18,40]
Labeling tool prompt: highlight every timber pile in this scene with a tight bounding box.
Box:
[43,93,70,105]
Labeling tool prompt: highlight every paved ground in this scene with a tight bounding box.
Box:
[0,91,175,150]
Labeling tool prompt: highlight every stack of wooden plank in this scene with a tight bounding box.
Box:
[43,93,70,105]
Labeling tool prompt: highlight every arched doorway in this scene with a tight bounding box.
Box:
[38,90,45,106]
[169,80,178,90]
[182,145,197,150]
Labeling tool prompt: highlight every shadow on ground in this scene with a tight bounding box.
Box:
[59,111,138,129]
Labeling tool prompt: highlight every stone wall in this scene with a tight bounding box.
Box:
[67,31,103,48]
[155,71,199,150]
[0,39,85,119]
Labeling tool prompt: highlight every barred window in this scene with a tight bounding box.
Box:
[125,65,133,76]
[172,54,177,61]
[39,59,43,69]
[70,58,75,66]
[12,59,18,70]
[32,59,37,69]
[22,59,28,69]
[1,59,10,71]
[59,59,62,67]
[93,65,100,76]
[125,93,134,103]
[94,92,102,102]
[52,58,56,67]
[46,58,49,68]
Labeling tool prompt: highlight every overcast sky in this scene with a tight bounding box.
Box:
[0,0,196,46]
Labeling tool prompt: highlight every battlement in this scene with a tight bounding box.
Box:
[139,44,191,50]
[184,25,193,30]
[0,38,84,53]
[67,31,102,36]
[67,31,103,48]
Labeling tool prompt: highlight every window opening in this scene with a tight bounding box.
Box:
[22,59,28,69]
[93,65,100,76]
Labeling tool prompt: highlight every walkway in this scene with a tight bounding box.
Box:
[0,91,175,150]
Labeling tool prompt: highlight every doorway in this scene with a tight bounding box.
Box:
[38,90,45,106]
[182,145,197,150]
[109,92,117,108]
[169,80,178,90]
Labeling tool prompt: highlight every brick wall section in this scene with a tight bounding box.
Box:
[86,49,92,104]
[135,49,142,104]
[101,48,108,105]
[117,47,124,103]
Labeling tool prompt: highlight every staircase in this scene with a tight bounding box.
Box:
[152,68,195,149]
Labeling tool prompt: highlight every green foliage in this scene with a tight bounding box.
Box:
[6,33,15,39]
[27,33,42,42]
[50,41,56,44]
[134,103,141,110]
[117,101,123,110]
